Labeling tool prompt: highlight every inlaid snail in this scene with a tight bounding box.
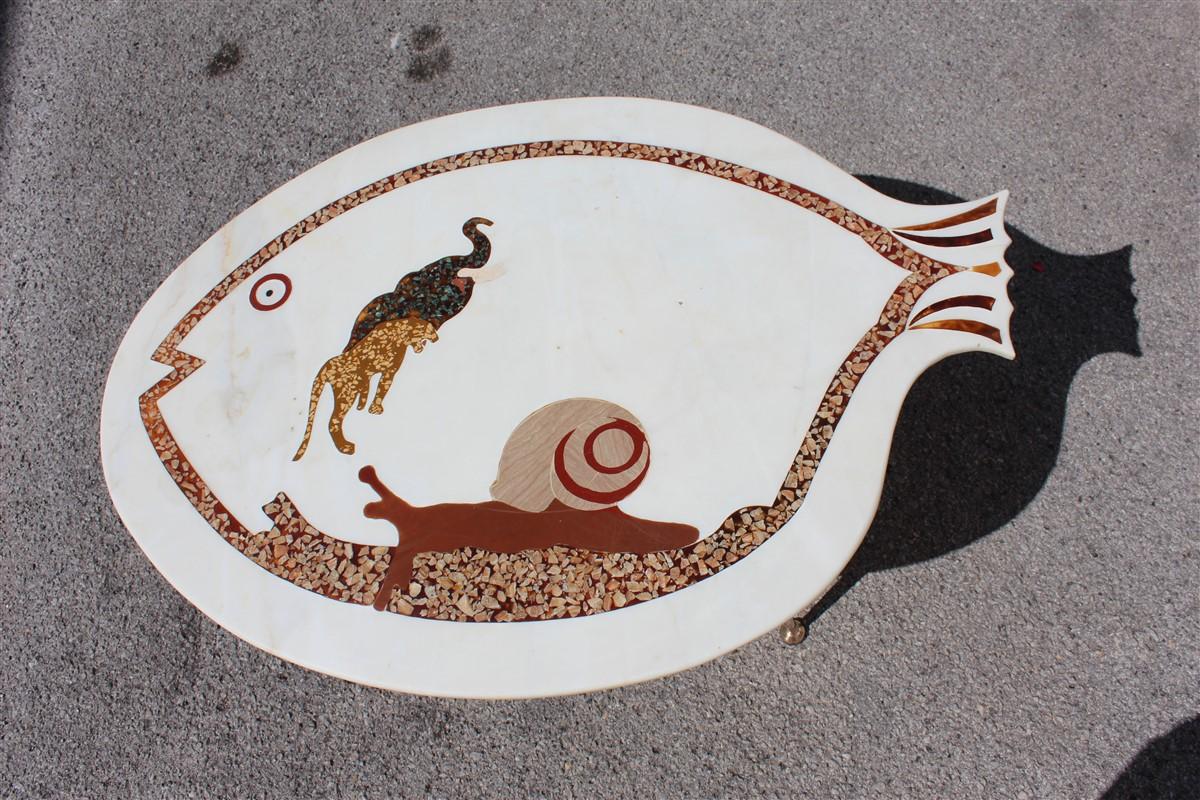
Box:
[361,397,698,611]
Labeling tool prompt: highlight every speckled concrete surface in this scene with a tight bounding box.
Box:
[1,2,1196,798]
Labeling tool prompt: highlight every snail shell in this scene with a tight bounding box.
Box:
[490,398,650,512]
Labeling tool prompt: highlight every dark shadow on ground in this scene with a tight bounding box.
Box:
[1099,716,1199,800]
[0,1,12,64]
[804,176,1140,627]
[0,0,18,102]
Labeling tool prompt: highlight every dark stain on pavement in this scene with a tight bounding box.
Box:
[406,24,451,82]
[205,42,241,77]
[410,23,443,51]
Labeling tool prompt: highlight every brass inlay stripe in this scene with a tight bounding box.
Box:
[909,318,1003,343]
[972,262,1002,276]
[895,228,993,247]
[909,295,995,326]
[896,197,998,232]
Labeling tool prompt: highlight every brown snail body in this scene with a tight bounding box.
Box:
[361,397,696,611]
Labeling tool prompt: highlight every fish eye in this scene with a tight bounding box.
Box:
[249,273,292,311]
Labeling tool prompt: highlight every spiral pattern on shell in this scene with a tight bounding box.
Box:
[490,398,651,512]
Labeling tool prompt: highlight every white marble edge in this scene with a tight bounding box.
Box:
[99,98,1013,698]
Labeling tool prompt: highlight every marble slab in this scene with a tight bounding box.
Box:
[100,98,1014,698]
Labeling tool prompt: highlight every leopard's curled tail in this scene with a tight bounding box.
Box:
[292,359,335,461]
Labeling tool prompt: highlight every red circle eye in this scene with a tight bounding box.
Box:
[250,273,292,311]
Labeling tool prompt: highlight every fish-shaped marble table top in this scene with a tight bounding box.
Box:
[101,98,1013,697]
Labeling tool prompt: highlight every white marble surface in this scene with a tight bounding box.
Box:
[100,98,1013,697]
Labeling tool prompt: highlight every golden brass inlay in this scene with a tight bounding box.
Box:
[293,316,439,459]
[909,295,995,326]
[896,197,998,232]
[972,262,1002,276]
[909,318,1003,343]
[895,228,993,247]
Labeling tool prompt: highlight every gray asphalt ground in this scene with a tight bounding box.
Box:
[1,1,1197,798]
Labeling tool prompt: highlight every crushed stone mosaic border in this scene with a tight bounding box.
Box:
[139,140,961,621]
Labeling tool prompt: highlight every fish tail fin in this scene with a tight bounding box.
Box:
[890,191,1010,268]
[890,191,1015,358]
